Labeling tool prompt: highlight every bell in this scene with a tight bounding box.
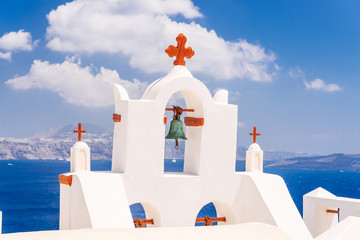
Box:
[166,115,187,150]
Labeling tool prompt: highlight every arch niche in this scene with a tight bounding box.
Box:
[142,67,213,175]
[129,202,160,227]
[163,92,187,172]
[194,201,235,226]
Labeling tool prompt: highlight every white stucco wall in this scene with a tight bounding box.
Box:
[71,142,90,172]
[59,65,312,240]
[112,66,237,176]
[315,216,360,240]
[60,172,134,230]
[304,187,360,238]
[246,143,263,172]
[2,223,295,240]
[60,170,312,240]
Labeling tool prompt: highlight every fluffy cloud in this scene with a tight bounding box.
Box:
[0,30,35,60]
[0,51,11,61]
[46,0,277,82]
[290,68,342,93]
[304,78,341,93]
[5,57,148,107]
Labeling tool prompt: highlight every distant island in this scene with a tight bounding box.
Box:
[266,153,360,171]
[0,123,359,171]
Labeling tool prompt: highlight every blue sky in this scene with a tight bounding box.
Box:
[0,0,359,155]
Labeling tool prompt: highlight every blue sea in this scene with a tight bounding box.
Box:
[0,159,360,233]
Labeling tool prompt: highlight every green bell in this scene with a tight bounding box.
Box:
[166,115,187,150]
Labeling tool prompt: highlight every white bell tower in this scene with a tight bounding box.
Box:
[70,123,90,172]
[246,127,264,172]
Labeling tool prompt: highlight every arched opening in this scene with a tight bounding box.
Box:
[195,202,218,226]
[195,201,234,226]
[163,89,205,175]
[164,92,187,173]
[130,203,146,220]
[129,202,160,228]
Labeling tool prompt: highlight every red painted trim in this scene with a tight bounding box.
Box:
[164,116,167,125]
[165,108,194,112]
[59,175,72,186]
[113,113,121,123]
[133,218,154,228]
[196,216,226,226]
[327,209,339,214]
[184,117,204,126]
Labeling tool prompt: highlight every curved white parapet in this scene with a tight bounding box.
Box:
[213,89,228,104]
[141,66,213,119]
[113,83,129,101]
[60,172,134,230]
[233,172,313,240]
[2,222,294,240]
[315,216,360,240]
[248,143,261,152]
[142,66,195,101]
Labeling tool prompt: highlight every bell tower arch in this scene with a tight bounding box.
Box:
[112,65,237,177]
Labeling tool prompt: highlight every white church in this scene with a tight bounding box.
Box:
[1,33,360,240]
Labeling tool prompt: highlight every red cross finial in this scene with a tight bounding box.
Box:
[74,123,86,142]
[249,126,261,143]
[165,33,195,66]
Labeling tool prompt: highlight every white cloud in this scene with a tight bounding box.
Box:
[290,68,341,93]
[289,67,305,80]
[0,51,11,61]
[5,57,148,107]
[46,0,277,82]
[304,78,341,93]
[0,30,35,61]
[0,30,34,51]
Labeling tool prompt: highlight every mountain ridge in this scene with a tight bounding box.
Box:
[0,123,316,161]
[267,153,360,171]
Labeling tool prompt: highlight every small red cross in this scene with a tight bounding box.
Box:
[74,123,86,142]
[249,127,261,143]
[165,33,195,66]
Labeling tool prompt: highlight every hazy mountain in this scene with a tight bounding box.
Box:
[0,123,113,160]
[31,123,113,140]
[0,137,113,160]
[267,153,360,171]
[235,146,314,161]
[0,123,314,161]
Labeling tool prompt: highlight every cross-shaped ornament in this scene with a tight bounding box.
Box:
[74,123,86,142]
[165,33,195,66]
[249,126,261,143]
